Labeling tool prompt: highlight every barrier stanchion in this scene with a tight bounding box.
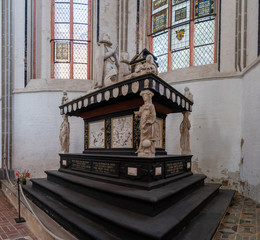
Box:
[14,178,26,223]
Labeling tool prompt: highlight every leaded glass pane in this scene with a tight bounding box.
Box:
[194,44,214,66]
[55,3,70,23]
[173,0,187,4]
[172,1,190,25]
[74,0,88,4]
[73,43,88,63]
[73,3,88,24]
[172,49,190,70]
[153,32,168,56]
[194,19,215,46]
[152,9,168,33]
[55,0,70,3]
[73,64,87,79]
[172,24,189,50]
[194,0,215,18]
[55,23,70,39]
[152,0,168,14]
[54,63,70,79]
[157,54,168,73]
[73,24,88,40]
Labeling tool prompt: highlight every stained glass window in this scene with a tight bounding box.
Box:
[150,0,217,73]
[51,0,91,79]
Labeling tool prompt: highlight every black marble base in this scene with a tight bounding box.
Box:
[60,154,192,183]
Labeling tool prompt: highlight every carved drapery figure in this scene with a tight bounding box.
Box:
[180,111,191,155]
[118,51,131,81]
[135,90,157,157]
[61,91,69,105]
[60,115,70,154]
[94,33,119,89]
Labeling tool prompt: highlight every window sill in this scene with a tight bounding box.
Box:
[13,78,93,94]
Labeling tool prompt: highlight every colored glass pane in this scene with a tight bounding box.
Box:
[173,0,186,4]
[195,0,215,18]
[153,0,168,11]
[175,7,187,21]
[152,9,168,33]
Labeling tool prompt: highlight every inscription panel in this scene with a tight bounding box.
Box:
[165,161,184,177]
[92,161,119,177]
[71,159,91,171]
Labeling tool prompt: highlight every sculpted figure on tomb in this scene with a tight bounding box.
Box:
[118,51,131,81]
[61,91,69,105]
[94,33,119,89]
[135,90,157,157]
[127,54,158,79]
[180,111,191,155]
[184,87,194,103]
[59,115,70,154]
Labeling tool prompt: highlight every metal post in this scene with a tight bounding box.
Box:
[15,179,26,223]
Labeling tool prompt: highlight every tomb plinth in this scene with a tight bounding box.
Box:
[59,73,193,185]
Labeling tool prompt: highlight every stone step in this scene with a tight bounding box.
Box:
[173,189,235,240]
[23,180,221,240]
[42,170,206,216]
[58,168,193,190]
[22,185,120,240]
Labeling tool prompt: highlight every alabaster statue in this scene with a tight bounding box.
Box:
[135,90,157,157]
[184,87,194,102]
[180,111,191,155]
[127,54,158,79]
[59,115,70,154]
[94,33,119,89]
[118,51,131,81]
[61,91,69,105]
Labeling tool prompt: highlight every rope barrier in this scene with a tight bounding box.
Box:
[2,154,65,240]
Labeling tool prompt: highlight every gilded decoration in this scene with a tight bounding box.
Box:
[105,119,111,149]
[111,115,133,148]
[88,120,105,149]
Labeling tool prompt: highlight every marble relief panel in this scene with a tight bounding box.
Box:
[88,120,105,148]
[112,115,133,148]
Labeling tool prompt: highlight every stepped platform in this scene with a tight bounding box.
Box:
[23,167,234,240]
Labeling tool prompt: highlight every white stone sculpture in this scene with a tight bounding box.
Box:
[118,51,131,81]
[184,87,194,102]
[61,91,69,105]
[180,111,191,155]
[59,115,70,154]
[127,54,158,79]
[94,33,119,89]
[135,90,157,157]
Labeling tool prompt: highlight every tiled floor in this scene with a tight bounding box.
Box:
[213,192,260,240]
[0,190,37,240]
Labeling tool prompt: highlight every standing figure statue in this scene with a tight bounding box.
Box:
[61,91,69,105]
[135,90,157,157]
[180,111,191,155]
[59,115,70,154]
[94,33,119,88]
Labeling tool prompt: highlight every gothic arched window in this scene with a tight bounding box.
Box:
[51,0,91,79]
[150,0,217,73]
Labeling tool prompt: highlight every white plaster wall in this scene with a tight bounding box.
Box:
[166,78,242,187]
[12,91,85,178]
[241,61,260,202]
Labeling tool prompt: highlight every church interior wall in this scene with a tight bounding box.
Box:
[1,0,259,202]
